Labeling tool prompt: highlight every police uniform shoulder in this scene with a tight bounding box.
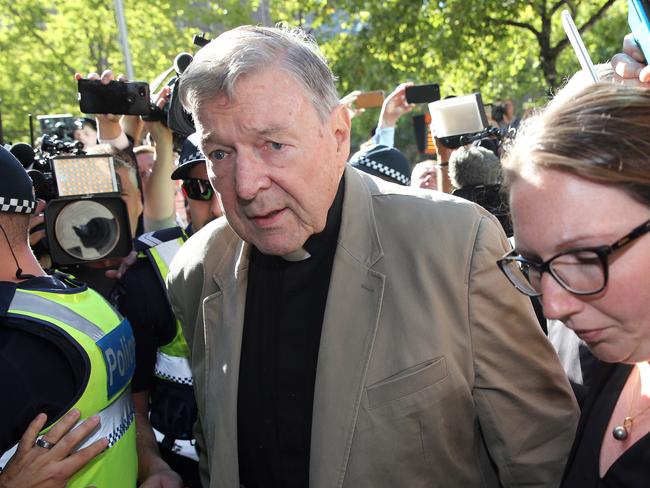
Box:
[134,226,187,252]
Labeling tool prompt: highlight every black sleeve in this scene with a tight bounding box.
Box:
[0,324,81,453]
[113,260,176,393]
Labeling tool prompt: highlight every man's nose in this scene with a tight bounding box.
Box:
[234,149,271,201]
[539,272,584,322]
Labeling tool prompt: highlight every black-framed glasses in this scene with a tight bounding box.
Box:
[182,178,214,201]
[497,219,650,297]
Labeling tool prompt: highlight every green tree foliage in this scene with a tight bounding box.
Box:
[0,0,628,153]
[272,0,627,151]
[0,0,254,143]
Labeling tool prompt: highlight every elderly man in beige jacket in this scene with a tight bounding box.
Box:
[167,25,578,488]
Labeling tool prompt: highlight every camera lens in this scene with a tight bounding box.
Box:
[54,200,120,260]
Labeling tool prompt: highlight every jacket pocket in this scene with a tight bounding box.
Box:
[366,356,448,409]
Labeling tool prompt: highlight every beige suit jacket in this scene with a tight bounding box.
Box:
[167,167,579,488]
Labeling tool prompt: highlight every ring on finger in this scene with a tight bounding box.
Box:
[35,437,56,449]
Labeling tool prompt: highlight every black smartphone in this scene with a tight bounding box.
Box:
[78,79,151,116]
[405,83,441,104]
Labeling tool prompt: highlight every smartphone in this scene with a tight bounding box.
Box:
[629,0,650,63]
[405,84,441,104]
[354,90,385,109]
[78,79,151,116]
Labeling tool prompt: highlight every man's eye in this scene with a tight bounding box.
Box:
[210,150,227,161]
[270,142,283,150]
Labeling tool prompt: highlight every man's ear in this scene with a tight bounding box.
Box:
[330,103,351,157]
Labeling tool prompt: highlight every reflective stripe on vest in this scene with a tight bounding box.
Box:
[155,351,193,386]
[9,290,104,340]
[5,286,137,487]
[71,387,135,449]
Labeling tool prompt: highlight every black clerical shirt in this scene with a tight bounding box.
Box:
[238,179,344,488]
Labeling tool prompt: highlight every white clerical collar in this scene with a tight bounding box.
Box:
[281,247,311,262]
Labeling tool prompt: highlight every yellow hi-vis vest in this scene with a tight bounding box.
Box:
[137,228,192,386]
[136,228,198,460]
[6,279,138,488]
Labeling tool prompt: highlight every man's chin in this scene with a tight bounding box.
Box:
[251,236,307,257]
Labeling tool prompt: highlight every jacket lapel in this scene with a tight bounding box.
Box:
[202,239,251,486]
[310,168,385,488]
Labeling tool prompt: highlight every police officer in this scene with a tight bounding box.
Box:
[114,133,222,487]
[0,146,138,487]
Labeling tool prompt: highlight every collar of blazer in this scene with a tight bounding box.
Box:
[210,166,386,287]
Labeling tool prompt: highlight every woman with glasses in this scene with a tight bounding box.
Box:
[498,81,650,486]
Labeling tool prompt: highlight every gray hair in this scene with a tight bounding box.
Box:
[449,146,502,188]
[179,25,340,122]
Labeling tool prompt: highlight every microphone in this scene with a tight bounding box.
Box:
[10,142,35,169]
[174,52,193,75]
[27,169,49,198]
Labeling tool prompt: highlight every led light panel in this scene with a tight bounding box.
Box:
[53,155,118,197]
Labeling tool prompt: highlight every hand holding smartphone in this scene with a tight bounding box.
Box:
[629,0,650,63]
[78,79,151,115]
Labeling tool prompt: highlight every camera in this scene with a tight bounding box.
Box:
[28,136,132,266]
[143,52,196,137]
[76,54,195,136]
[428,93,516,150]
[145,34,212,136]
[37,114,78,142]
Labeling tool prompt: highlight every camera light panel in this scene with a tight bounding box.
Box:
[53,155,118,197]
[428,93,488,138]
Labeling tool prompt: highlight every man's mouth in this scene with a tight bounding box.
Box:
[250,208,286,227]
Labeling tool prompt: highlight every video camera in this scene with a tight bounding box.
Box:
[18,135,132,266]
[143,51,195,136]
[427,94,515,236]
[77,34,209,137]
[36,114,78,142]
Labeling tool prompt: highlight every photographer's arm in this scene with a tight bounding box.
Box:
[142,87,176,232]
[133,392,182,488]
[371,82,414,147]
[122,115,144,147]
